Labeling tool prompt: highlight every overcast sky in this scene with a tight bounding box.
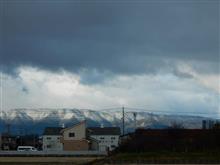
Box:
[0,0,219,116]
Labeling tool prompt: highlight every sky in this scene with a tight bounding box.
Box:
[0,0,219,116]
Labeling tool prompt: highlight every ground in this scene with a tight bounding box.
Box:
[95,151,220,164]
[0,157,102,165]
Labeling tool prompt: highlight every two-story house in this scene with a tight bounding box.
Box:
[60,121,89,151]
[42,127,63,151]
[87,127,121,151]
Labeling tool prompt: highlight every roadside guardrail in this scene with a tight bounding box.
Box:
[0,150,107,157]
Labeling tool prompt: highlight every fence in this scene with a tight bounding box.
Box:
[0,150,107,157]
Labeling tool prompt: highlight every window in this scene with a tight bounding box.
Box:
[100,137,105,140]
[111,145,116,149]
[69,132,75,137]
[46,137,51,140]
[111,137,116,140]
[47,145,51,148]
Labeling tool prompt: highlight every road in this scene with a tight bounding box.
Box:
[0,157,102,165]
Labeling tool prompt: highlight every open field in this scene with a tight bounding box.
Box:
[0,157,102,165]
[97,151,220,164]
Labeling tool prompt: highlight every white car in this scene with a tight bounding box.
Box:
[17,146,38,152]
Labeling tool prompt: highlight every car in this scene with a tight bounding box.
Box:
[17,146,38,152]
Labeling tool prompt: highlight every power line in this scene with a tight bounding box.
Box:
[125,107,220,116]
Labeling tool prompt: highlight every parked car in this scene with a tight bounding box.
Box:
[17,146,37,151]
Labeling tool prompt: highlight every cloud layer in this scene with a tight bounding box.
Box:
[1,66,219,117]
[1,0,219,77]
[0,0,219,116]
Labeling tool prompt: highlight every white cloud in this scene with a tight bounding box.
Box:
[176,62,220,94]
[0,66,219,117]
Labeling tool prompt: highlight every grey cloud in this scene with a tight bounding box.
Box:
[22,86,29,94]
[0,0,219,79]
[173,69,194,79]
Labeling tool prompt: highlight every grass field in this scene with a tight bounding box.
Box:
[1,152,220,165]
[98,151,220,164]
[0,157,102,165]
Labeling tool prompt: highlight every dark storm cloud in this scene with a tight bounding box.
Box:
[0,0,219,77]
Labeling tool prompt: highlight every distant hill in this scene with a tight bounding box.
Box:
[0,108,211,135]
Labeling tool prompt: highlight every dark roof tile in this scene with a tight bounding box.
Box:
[43,127,63,135]
[87,127,121,135]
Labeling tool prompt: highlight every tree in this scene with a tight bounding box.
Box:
[169,121,185,129]
[213,122,220,129]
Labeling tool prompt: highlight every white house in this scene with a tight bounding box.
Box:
[87,127,121,151]
[42,127,63,151]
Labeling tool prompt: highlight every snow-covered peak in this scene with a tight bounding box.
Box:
[0,108,213,134]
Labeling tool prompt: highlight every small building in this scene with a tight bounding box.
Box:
[0,133,17,150]
[87,127,121,151]
[60,121,89,151]
[42,127,63,151]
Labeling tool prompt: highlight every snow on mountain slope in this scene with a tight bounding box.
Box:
[0,108,212,134]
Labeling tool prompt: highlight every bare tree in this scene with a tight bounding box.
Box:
[169,121,185,129]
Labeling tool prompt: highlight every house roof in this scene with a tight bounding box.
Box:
[43,127,63,135]
[87,127,121,136]
[60,120,86,133]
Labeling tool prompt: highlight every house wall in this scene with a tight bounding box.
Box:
[61,122,88,151]
[63,123,86,140]
[62,139,89,151]
[43,135,63,151]
[90,135,119,151]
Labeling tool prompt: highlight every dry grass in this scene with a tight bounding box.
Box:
[0,157,102,164]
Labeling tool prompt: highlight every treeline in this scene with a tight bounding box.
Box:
[119,129,220,152]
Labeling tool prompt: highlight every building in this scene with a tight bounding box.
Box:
[42,127,63,151]
[87,127,121,151]
[202,120,215,129]
[60,121,89,151]
[202,120,207,129]
[0,133,17,150]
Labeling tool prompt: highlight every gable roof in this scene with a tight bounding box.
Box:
[60,120,86,133]
[87,127,121,136]
[43,127,63,135]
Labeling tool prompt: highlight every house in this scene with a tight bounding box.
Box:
[0,133,17,150]
[60,121,89,151]
[87,127,121,151]
[42,127,63,151]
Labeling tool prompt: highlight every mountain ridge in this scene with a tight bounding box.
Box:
[0,108,212,135]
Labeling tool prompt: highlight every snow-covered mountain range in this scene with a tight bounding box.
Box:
[0,108,211,135]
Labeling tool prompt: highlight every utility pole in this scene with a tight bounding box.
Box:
[122,106,125,136]
[133,112,137,131]
[0,71,2,119]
